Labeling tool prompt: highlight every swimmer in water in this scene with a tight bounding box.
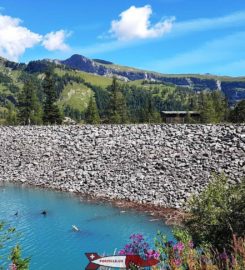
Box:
[41,210,47,216]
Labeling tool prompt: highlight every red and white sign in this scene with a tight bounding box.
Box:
[85,253,159,269]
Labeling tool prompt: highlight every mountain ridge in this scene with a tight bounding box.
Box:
[1,54,245,107]
[57,54,245,104]
[60,54,245,80]
[1,54,245,80]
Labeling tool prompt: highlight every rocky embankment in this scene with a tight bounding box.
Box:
[0,125,244,208]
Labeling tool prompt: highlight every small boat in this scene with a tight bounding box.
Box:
[72,225,79,232]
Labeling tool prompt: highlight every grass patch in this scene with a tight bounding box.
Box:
[54,68,112,88]
[57,82,93,112]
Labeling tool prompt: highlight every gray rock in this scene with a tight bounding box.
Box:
[0,124,244,208]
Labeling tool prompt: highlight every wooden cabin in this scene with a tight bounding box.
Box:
[161,111,200,123]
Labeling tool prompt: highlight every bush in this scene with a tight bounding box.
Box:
[127,175,245,269]
[10,245,30,270]
[230,100,245,123]
[184,174,245,250]
[154,231,245,270]
[0,222,30,270]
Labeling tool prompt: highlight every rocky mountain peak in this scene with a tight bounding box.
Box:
[61,54,99,73]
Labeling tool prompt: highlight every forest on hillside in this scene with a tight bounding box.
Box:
[0,62,244,125]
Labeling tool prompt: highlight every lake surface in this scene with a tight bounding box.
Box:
[0,184,173,269]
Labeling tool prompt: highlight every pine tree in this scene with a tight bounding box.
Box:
[5,102,17,125]
[86,95,100,124]
[145,95,162,123]
[211,90,228,122]
[115,90,128,123]
[42,71,63,125]
[199,90,228,123]
[17,79,42,125]
[108,77,120,123]
[199,92,216,123]
[107,77,128,124]
[230,100,245,123]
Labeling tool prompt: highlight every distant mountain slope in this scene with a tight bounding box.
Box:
[59,54,245,104]
[0,54,245,116]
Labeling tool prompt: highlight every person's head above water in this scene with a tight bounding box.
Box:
[41,210,47,215]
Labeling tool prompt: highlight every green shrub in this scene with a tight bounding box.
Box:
[184,174,245,250]
[0,222,30,270]
[10,245,30,270]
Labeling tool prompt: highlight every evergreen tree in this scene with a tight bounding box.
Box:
[199,90,228,123]
[145,95,162,123]
[42,71,63,125]
[86,95,100,124]
[199,92,217,123]
[189,94,199,111]
[115,90,128,123]
[107,77,128,124]
[229,100,245,123]
[211,90,228,122]
[5,102,17,125]
[17,80,42,125]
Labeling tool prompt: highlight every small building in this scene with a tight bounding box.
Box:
[161,111,200,124]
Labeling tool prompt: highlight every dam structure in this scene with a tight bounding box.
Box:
[0,124,244,208]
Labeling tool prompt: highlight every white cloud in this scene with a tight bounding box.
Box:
[71,10,245,61]
[110,5,175,41]
[85,10,245,56]
[42,30,71,51]
[0,14,71,61]
[0,15,42,61]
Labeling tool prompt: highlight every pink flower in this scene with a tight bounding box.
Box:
[173,258,182,267]
[173,242,185,252]
[145,249,160,260]
[118,250,126,255]
[153,251,160,259]
[9,264,17,270]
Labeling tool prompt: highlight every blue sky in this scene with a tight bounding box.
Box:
[0,0,244,76]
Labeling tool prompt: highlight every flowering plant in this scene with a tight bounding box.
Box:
[9,264,17,270]
[118,232,245,269]
[118,233,160,269]
[154,231,245,270]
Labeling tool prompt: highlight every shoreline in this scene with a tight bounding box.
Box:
[1,181,186,226]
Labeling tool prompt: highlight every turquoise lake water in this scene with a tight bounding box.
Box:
[0,184,173,269]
